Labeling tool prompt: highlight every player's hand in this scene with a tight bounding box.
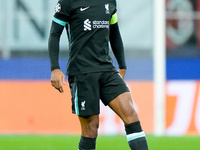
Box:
[118,69,126,79]
[51,69,66,93]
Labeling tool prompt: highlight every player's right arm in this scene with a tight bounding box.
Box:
[48,18,66,93]
[48,1,70,93]
[48,21,65,71]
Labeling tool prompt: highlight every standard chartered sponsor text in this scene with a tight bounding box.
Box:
[93,20,109,29]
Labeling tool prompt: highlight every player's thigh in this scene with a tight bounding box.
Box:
[78,115,100,128]
[108,92,139,124]
[100,71,129,105]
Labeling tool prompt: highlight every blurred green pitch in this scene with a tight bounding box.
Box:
[0,135,200,150]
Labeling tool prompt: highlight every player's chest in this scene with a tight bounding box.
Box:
[70,0,116,21]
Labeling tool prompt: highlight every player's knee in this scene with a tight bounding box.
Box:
[123,108,139,125]
[84,125,99,138]
[80,115,99,138]
[88,119,99,135]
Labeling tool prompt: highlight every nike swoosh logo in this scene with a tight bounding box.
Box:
[80,7,89,11]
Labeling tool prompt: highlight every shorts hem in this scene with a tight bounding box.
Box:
[103,88,130,106]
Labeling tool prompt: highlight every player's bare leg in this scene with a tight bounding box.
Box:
[78,115,99,138]
[78,115,99,150]
[108,92,139,124]
[108,92,149,150]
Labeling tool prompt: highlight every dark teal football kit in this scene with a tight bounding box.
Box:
[48,0,149,150]
[48,0,128,116]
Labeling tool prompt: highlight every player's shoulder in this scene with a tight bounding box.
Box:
[57,0,70,5]
[55,0,72,13]
[105,0,117,4]
[104,0,117,8]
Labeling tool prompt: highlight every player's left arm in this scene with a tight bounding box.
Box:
[109,13,127,79]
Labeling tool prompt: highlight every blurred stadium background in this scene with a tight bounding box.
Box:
[0,0,200,149]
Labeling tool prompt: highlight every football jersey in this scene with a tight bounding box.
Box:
[53,0,117,75]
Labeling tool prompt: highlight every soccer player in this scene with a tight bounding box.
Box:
[48,0,149,149]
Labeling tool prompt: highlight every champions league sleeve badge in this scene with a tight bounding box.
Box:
[55,3,61,13]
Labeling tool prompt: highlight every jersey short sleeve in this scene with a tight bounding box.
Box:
[53,0,71,26]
